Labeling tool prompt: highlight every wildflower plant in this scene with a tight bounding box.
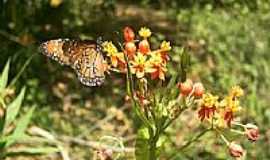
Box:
[0,60,65,160]
[102,27,259,160]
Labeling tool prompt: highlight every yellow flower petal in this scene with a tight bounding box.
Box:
[230,85,244,98]
[102,41,118,56]
[139,27,152,38]
[160,41,171,51]
[202,93,219,108]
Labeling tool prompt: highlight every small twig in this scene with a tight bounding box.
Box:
[59,135,134,153]
[28,126,71,160]
[0,30,21,45]
[77,105,129,138]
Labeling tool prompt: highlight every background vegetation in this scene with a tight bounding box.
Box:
[0,0,269,159]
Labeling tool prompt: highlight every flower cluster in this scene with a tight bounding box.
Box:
[102,26,171,81]
[102,26,258,160]
[197,85,259,159]
[198,86,244,127]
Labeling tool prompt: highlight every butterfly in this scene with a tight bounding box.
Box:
[39,38,106,86]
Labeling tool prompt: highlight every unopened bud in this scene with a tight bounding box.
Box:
[123,26,135,42]
[138,39,150,54]
[228,142,244,158]
[178,79,193,96]
[245,123,259,142]
[193,82,204,98]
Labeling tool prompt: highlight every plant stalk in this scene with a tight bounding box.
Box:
[149,135,159,160]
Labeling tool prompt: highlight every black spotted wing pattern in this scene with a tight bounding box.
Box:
[40,39,105,86]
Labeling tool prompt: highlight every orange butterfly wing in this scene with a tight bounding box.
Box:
[40,39,105,86]
[40,39,71,65]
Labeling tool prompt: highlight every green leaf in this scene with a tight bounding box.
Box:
[156,135,168,157]
[179,48,190,82]
[135,127,150,160]
[0,59,10,93]
[4,87,26,130]
[6,107,35,147]
[5,147,59,157]
[9,54,34,87]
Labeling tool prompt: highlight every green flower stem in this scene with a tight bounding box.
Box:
[162,108,185,131]
[149,139,157,160]
[179,128,211,150]
[168,128,211,159]
[0,97,6,109]
[0,149,6,160]
[123,53,153,130]
[219,132,230,146]
[148,127,160,160]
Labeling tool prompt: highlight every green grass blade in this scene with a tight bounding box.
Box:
[9,54,34,87]
[4,87,26,130]
[6,107,35,147]
[0,59,10,93]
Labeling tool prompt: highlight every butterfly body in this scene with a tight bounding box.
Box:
[40,39,105,86]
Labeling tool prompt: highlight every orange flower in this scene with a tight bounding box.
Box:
[220,96,242,126]
[149,65,166,80]
[198,106,216,121]
[159,41,171,62]
[123,26,135,42]
[146,54,167,80]
[131,52,148,78]
[224,110,234,126]
[160,51,170,63]
[139,39,150,55]
[198,93,218,121]
[102,41,125,68]
[125,42,136,59]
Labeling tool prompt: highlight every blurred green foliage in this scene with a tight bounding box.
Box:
[0,60,61,159]
[0,0,269,159]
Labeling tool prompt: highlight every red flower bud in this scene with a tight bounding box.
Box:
[193,82,204,97]
[125,42,136,58]
[245,123,259,142]
[228,142,244,158]
[178,79,193,96]
[138,39,150,54]
[97,149,113,160]
[123,26,135,42]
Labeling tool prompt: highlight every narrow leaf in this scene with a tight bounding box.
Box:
[6,107,34,147]
[9,54,34,87]
[135,127,150,160]
[0,59,10,93]
[4,87,26,129]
